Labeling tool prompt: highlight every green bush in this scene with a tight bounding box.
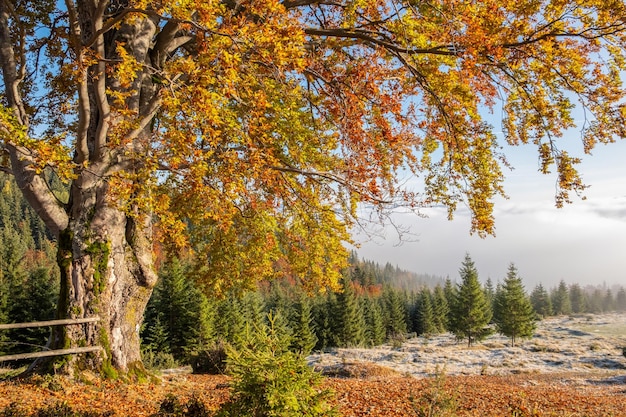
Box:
[190,342,228,374]
[216,313,338,417]
[411,368,458,417]
[150,395,209,417]
[141,349,179,371]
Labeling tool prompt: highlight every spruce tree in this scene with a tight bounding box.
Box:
[363,296,386,347]
[290,293,318,355]
[142,315,171,354]
[492,264,536,347]
[414,288,436,337]
[7,268,57,354]
[215,295,246,347]
[616,287,626,312]
[603,289,616,312]
[383,286,407,340]
[530,283,553,318]
[551,280,572,315]
[568,283,587,314]
[0,274,7,355]
[336,276,366,347]
[586,289,604,313]
[484,277,496,310]
[443,277,458,330]
[431,285,450,333]
[241,291,267,330]
[146,259,214,359]
[312,292,337,350]
[449,254,492,347]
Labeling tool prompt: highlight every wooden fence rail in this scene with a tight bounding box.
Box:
[0,317,100,330]
[0,317,102,362]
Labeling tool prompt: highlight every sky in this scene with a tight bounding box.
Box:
[354,137,626,290]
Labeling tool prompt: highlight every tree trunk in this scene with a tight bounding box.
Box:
[29,173,157,376]
[3,2,167,377]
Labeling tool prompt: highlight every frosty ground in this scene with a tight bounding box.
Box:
[308,313,626,378]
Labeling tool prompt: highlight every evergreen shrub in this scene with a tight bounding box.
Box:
[216,314,337,417]
[141,349,179,371]
[190,341,228,374]
[150,395,209,417]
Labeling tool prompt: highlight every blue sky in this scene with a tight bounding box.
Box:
[354,137,626,290]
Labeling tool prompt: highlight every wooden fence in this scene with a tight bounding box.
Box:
[0,317,102,362]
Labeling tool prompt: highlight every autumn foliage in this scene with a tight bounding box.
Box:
[1,371,626,417]
[2,0,626,286]
[1,0,626,374]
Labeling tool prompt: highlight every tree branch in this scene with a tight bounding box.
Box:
[65,0,90,163]
[304,27,458,56]
[6,143,69,236]
[268,165,391,204]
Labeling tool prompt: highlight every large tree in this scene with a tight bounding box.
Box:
[449,254,492,347]
[1,1,625,374]
[492,263,536,347]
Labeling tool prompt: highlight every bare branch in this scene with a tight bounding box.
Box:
[268,165,391,204]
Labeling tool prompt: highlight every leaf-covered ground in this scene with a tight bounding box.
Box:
[0,370,625,417]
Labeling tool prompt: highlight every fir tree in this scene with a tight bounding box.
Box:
[142,259,214,360]
[616,287,626,312]
[431,285,450,333]
[568,283,587,314]
[484,277,496,310]
[449,254,492,347]
[336,276,366,347]
[290,293,318,355]
[492,264,536,347]
[383,286,407,340]
[312,292,337,351]
[530,283,553,318]
[363,296,386,347]
[414,288,436,337]
[551,280,572,315]
[6,268,58,354]
[443,277,458,330]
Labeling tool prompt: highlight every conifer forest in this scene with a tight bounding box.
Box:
[2,172,625,367]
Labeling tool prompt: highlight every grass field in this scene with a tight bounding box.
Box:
[573,322,626,337]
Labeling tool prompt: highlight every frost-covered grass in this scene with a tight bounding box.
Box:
[309,313,626,378]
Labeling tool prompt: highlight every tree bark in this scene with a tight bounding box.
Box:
[28,171,158,375]
[10,4,165,376]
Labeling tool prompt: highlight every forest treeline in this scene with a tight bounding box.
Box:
[1,172,626,367]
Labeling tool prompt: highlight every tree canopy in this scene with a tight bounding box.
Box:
[2,1,626,284]
[1,0,626,373]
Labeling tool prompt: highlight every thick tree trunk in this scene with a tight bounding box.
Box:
[30,174,157,376]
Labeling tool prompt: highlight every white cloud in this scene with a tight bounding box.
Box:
[354,142,626,289]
